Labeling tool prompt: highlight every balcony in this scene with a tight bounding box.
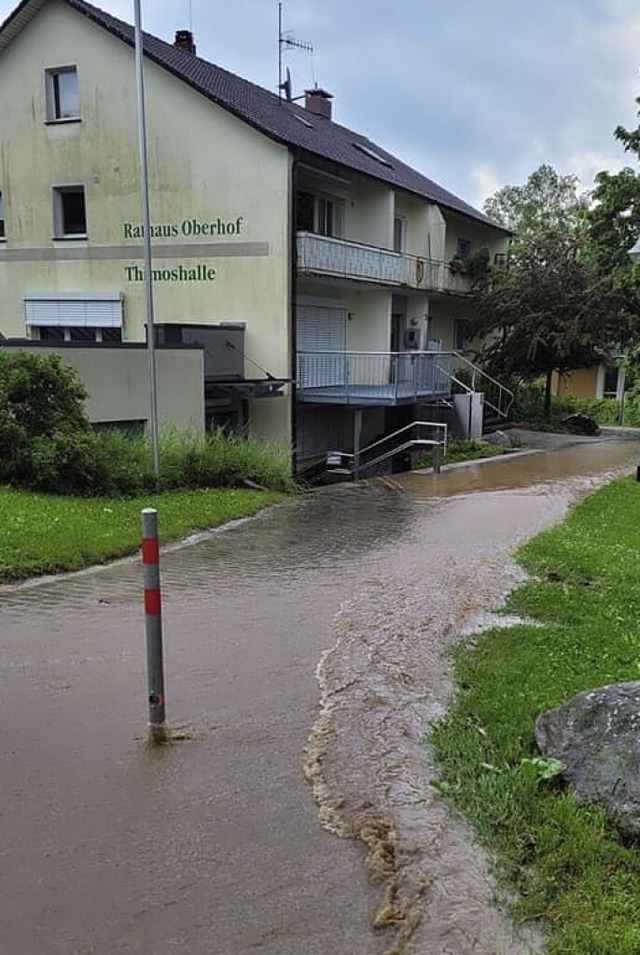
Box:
[297,232,445,290]
[297,350,456,405]
[297,350,514,416]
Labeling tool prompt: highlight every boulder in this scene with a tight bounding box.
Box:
[561,412,600,436]
[484,430,512,448]
[535,682,640,838]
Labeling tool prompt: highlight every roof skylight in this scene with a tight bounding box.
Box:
[353,142,393,168]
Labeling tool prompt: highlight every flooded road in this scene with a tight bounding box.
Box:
[0,437,637,955]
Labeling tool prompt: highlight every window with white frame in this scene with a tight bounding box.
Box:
[0,190,5,239]
[45,66,80,121]
[36,326,122,343]
[296,190,344,238]
[53,186,87,237]
[24,293,123,342]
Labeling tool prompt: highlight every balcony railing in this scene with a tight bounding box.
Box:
[296,350,514,417]
[297,350,456,404]
[297,232,445,291]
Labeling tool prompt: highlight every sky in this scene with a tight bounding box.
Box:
[3,0,640,214]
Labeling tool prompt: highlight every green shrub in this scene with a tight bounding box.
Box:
[0,351,98,491]
[510,380,634,429]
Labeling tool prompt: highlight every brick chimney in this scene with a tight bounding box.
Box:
[174,30,196,55]
[304,87,333,120]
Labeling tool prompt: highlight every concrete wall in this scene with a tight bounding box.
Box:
[345,290,390,352]
[345,175,393,249]
[1,342,206,430]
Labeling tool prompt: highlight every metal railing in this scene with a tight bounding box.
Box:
[326,420,448,479]
[296,349,513,419]
[444,351,514,418]
[297,232,443,290]
[297,350,455,403]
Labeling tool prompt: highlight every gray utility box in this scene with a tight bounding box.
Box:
[453,392,484,439]
[155,323,245,381]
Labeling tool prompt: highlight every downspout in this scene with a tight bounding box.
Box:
[290,153,299,477]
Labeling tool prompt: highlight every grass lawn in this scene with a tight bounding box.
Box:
[431,476,640,954]
[0,485,283,582]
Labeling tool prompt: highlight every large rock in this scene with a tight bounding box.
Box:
[561,412,600,436]
[535,682,640,838]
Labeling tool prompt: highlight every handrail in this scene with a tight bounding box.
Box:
[436,352,514,419]
[326,419,447,478]
[336,438,442,474]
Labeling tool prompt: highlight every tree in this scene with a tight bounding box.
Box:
[585,100,640,390]
[484,163,589,253]
[470,231,632,419]
[587,168,640,282]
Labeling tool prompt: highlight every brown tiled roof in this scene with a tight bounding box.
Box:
[2,0,507,231]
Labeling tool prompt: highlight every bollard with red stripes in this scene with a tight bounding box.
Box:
[141,508,168,743]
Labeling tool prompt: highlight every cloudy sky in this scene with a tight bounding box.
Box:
[3,0,640,213]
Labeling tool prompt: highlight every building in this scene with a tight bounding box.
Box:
[551,364,625,403]
[0,0,512,477]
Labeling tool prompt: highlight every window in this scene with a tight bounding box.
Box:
[295,190,344,238]
[45,67,80,121]
[603,366,619,398]
[453,319,467,351]
[457,238,472,258]
[38,326,65,342]
[352,142,393,169]
[35,326,122,343]
[0,190,5,239]
[24,292,124,337]
[53,186,87,237]
[393,217,405,253]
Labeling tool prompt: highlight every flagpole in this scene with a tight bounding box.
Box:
[134,0,160,479]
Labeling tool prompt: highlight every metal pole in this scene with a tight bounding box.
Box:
[134,0,160,479]
[141,508,168,743]
[353,408,362,480]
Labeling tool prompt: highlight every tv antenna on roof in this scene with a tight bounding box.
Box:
[278,1,313,101]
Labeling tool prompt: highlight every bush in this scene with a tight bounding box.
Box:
[510,380,635,429]
[0,351,98,491]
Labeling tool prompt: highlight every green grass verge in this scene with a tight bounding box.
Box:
[431,476,640,953]
[0,485,283,581]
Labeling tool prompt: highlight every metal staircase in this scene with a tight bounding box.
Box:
[443,352,514,420]
[319,420,447,482]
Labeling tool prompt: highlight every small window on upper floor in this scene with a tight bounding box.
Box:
[53,185,87,238]
[0,190,5,239]
[457,237,472,258]
[45,66,80,121]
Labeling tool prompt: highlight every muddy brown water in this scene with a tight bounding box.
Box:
[0,438,637,955]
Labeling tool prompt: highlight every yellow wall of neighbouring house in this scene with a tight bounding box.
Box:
[0,0,292,446]
[551,368,599,399]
